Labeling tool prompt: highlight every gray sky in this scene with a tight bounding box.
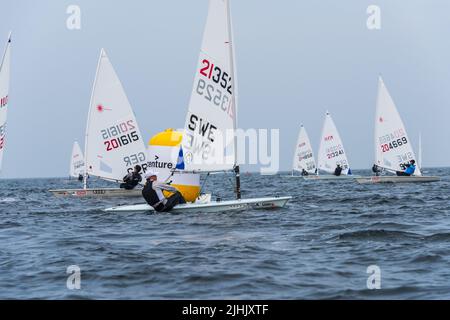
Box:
[1,0,449,178]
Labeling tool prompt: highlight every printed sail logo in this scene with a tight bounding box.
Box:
[0,95,8,108]
[149,155,174,170]
[97,104,112,112]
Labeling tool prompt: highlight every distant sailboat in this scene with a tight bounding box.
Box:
[69,141,85,180]
[50,49,149,197]
[104,0,291,213]
[288,124,316,177]
[0,32,11,173]
[356,77,439,184]
[304,111,359,180]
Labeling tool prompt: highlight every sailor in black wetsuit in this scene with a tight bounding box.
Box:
[120,165,142,190]
[372,164,381,176]
[334,164,343,176]
[142,171,186,212]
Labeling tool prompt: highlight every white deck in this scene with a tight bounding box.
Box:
[49,188,142,198]
[103,196,293,213]
[356,176,440,184]
[302,175,361,181]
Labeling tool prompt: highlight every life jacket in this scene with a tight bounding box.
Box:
[142,181,161,206]
[405,164,416,175]
[124,172,142,186]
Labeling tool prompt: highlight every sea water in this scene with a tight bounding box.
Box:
[1,168,450,299]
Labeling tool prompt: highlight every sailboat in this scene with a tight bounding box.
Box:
[49,49,149,197]
[286,124,317,177]
[304,111,359,180]
[69,141,85,180]
[356,77,439,184]
[104,0,291,213]
[0,33,11,173]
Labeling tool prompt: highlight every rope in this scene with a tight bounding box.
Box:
[199,172,211,195]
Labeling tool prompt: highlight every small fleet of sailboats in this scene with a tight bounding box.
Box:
[290,112,359,181]
[1,0,443,215]
[290,77,440,184]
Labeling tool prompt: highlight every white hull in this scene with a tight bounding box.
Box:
[49,188,142,198]
[302,175,361,181]
[103,196,292,214]
[356,176,440,184]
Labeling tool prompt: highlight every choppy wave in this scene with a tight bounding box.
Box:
[0,170,450,299]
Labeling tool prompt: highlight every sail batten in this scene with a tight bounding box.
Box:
[374,77,421,176]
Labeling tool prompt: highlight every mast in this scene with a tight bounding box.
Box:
[226,0,241,199]
[418,132,422,170]
[375,76,382,169]
[0,32,11,68]
[0,32,11,174]
[83,49,104,189]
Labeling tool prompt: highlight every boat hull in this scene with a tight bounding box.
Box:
[356,176,440,184]
[49,188,143,198]
[103,196,293,213]
[302,175,361,181]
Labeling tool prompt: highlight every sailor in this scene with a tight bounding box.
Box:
[372,164,381,176]
[396,160,416,176]
[120,165,142,190]
[301,169,309,176]
[334,164,343,176]
[78,173,83,182]
[142,170,186,212]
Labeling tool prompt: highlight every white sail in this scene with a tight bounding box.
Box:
[181,0,236,172]
[70,141,85,178]
[84,49,149,183]
[292,125,316,174]
[0,33,11,172]
[317,112,351,174]
[374,77,421,175]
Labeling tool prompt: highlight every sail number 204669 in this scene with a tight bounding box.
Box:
[381,137,408,153]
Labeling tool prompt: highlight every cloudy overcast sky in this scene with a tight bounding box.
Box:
[1,0,449,178]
